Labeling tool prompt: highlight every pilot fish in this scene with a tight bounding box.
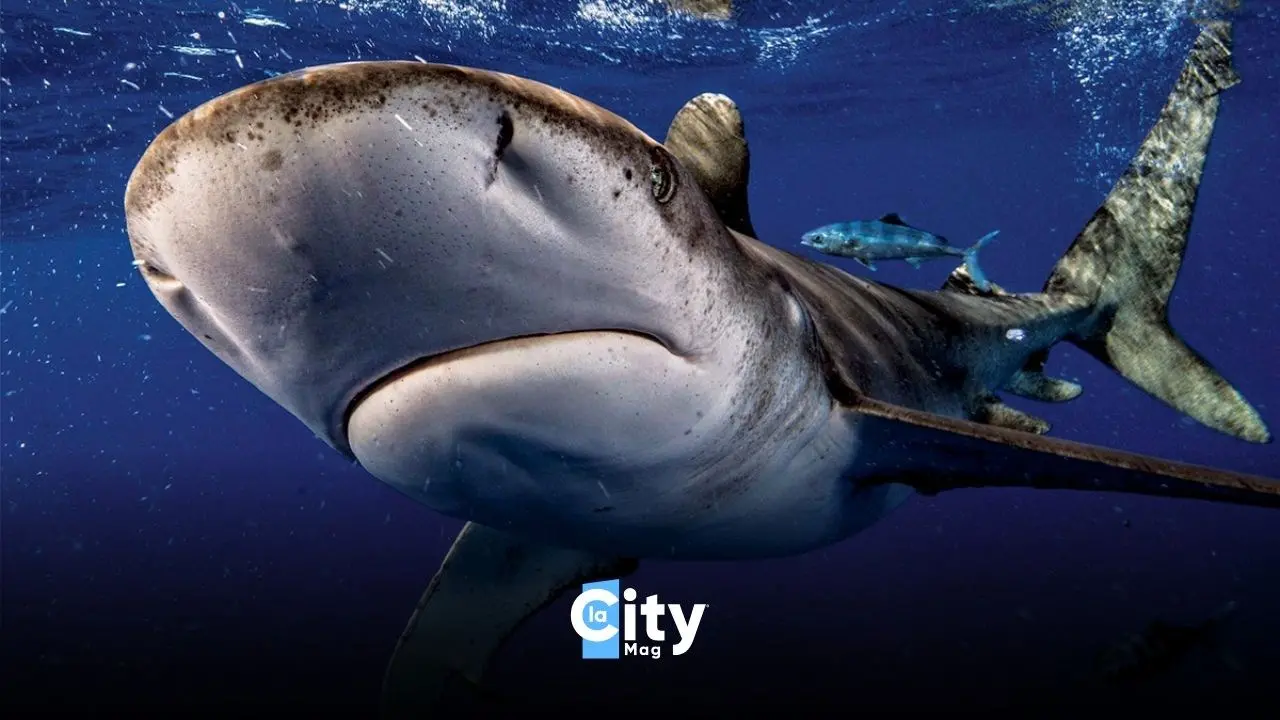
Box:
[801,213,999,292]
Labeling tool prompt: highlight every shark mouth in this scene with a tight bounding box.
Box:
[339,328,674,454]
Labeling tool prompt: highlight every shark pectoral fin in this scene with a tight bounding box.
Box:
[855,258,877,271]
[664,92,756,237]
[381,522,638,718]
[851,397,1280,509]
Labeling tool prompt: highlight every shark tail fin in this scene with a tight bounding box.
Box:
[961,230,999,292]
[1042,20,1268,444]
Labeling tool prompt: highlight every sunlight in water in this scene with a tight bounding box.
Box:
[317,0,509,40]
[576,0,661,31]
[1053,0,1190,188]
[984,0,1235,187]
[303,0,868,71]
[298,0,1224,187]
[1027,0,1235,188]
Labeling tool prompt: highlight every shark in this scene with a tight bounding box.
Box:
[1093,600,1241,689]
[665,0,735,21]
[122,19,1276,716]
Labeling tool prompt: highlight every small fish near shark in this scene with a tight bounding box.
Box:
[123,18,1273,716]
[1015,600,1244,713]
[801,213,1001,291]
[1093,600,1241,690]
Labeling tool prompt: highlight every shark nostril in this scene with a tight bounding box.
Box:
[139,260,169,278]
[136,259,184,291]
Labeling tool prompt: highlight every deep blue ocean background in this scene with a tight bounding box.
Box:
[3,0,1279,714]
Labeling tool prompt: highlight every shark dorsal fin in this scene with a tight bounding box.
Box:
[879,212,909,226]
[663,93,757,238]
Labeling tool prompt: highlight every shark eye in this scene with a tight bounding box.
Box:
[648,147,678,204]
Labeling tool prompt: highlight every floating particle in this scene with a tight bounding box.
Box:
[244,15,289,29]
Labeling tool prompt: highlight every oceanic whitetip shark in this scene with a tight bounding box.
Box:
[123,19,1275,715]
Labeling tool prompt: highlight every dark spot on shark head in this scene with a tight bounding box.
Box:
[261,148,283,171]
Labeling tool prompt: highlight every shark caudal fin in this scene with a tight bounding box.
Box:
[961,230,999,292]
[1043,20,1269,444]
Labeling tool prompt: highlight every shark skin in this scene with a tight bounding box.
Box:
[121,19,1274,716]
[664,0,735,21]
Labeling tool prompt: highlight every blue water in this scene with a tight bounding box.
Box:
[3,0,1278,714]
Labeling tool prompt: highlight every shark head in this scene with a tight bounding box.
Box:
[124,62,841,550]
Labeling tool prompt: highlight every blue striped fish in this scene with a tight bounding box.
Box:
[801,213,999,291]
